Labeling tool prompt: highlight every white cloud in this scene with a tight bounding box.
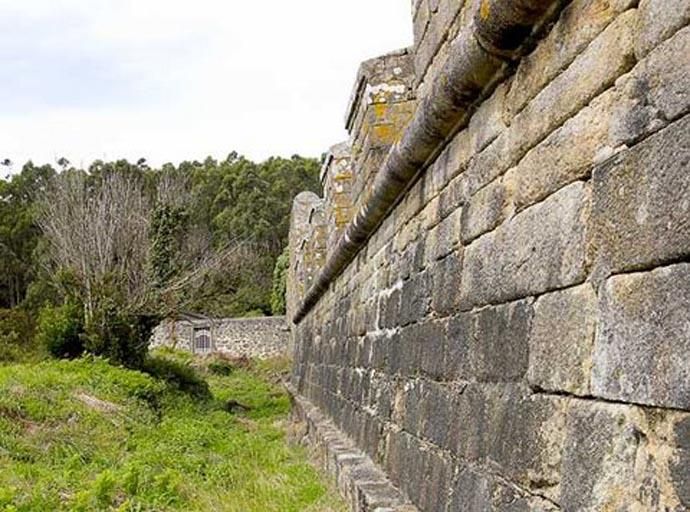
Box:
[0,0,413,169]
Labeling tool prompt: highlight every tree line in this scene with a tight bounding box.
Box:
[0,153,320,365]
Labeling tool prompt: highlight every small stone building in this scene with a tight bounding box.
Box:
[150,314,289,359]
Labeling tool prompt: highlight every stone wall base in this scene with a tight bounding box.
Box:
[286,385,418,512]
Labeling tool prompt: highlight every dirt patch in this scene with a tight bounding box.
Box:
[74,392,122,413]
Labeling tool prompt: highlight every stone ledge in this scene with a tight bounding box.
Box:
[286,385,418,512]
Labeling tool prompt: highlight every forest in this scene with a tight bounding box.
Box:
[0,153,320,366]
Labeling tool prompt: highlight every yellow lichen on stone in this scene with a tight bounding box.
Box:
[480,0,491,20]
[373,103,389,120]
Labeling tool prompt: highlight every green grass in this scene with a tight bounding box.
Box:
[0,352,345,512]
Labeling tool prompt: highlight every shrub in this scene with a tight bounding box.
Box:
[0,308,37,362]
[0,332,23,362]
[206,359,235,376]
[141,355,210,399]
[35,303,84,359]
[83,294,159,369]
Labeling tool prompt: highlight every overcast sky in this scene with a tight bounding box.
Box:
[0,0,412,170]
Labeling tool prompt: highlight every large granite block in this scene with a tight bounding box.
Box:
[636,0,690,58]
[447,299,533,382]
[528,284,597,396]
[461,182,589,308]
[589,115,690,279]
[592,263,690,410]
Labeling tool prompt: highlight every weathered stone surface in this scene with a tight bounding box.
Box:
[384,431,426,507]
[461,178,508,243]
[378,284,402,330]
[482,387,566,498]
[287,191,325,320]
[430,250,463,317]
[589,115,690,278]
[605,26,690,150]
[558,402,690,510]
[346,48,416,218]
[560,401,638,511]
[636,0,690,58]
[418,380,463,451]
[633,25,690,122]
[528,284,597,396]
[507,10,637,166]
[592,263,690,410]
[321,142,354,258]
[447,299,533,382]
[672,417,690,508]
[399,271,431,326]
[425,207,462,262]
[467,82,507,154]
[398,320,446,378]
[438,172,466,220]
[413,0,463,86]
[504,89,614,213]
[416,448,453,511]
[288,388,418,512]
[450,467,559,511]
[346,49,416,135]
[506,0,637,118]
[413,0,430,48]
[460,182,589,308]
[449,467,492,512]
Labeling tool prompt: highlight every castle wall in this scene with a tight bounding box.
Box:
[288,1,690,510]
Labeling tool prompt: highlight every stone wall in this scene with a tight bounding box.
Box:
[150,316,289,359]
[287,1,690,511]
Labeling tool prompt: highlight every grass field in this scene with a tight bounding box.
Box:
[0,351,345,512]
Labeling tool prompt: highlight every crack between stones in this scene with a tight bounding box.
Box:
[529,385,690,415]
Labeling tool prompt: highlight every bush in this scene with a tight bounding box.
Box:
[0,308,37,362]
[141,355,210,398]
[35,303,84,359]
[206,359,235,376]
[0,332,24,363]
[204,353,252,376]
[83,294,159,369]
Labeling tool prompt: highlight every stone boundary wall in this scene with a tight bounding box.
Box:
[288,1,690,511]
[150,316,289,359]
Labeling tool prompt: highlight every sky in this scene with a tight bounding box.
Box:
[0,0,413,171]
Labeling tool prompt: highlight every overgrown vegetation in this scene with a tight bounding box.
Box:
[0,352,345,511]
[0,154,320,368]
[0,310,38,364]
[0,154,327,509]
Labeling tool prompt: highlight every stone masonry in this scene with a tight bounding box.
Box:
[150,315,289,359]
[287,1,690,511]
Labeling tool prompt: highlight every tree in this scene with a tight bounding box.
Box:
[36,166,250,365]
[56,157,70,170]
[0,151,320,329]
[188,154,321,314]
[0,162,56,308]
[38,169,151,319]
